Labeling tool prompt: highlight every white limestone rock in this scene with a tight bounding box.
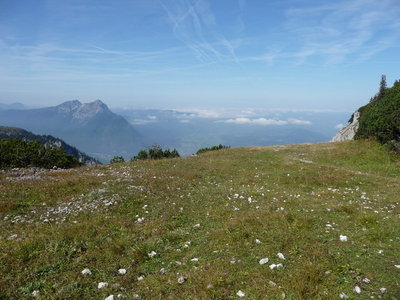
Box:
[331,111,360,142]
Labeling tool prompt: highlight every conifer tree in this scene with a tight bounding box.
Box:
[379,74,387,97]
[370,75,387,103]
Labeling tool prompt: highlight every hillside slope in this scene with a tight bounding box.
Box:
[0,140,399,299]
[0,126,99,166]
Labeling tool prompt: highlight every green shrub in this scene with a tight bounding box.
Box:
[196,144,230,155]
[135,150,148,160]
[0,138,80,169]
[110,156,125,164]
[131,145,180,161]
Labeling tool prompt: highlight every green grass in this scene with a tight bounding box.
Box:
[0,140,399,299]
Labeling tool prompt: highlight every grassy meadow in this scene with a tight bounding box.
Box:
[0,140,399,299]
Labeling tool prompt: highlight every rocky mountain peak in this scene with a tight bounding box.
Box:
[54,100,111,121]
[73,100,110,121]
[56,100,82,113]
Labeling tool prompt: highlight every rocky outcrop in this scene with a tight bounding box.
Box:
[331,111,360,142]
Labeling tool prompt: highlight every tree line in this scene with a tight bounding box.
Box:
[110,145,180,164]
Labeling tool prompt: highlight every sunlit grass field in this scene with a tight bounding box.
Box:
[1,140,399,299]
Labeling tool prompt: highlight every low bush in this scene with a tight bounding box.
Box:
[196,144,230,155]
[131,145,180,161]
[110,156,125,164]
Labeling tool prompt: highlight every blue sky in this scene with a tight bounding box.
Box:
[0,0,399,111]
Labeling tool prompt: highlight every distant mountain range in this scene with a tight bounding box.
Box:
[0,100,142,162]
[0,102,26,110]
[0,126,100,166]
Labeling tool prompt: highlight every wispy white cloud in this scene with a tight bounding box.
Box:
[131,115,158,125]
[282,0,400,64]
[237,0,400,66]
[288,118,312,125]
[160,0,242,63]
[0,41,187,65]
[172,107,271,119]
[131,119,154,125]
[173,108,223,118]
[220,117,311,126]
[173,107,344,119]
[223,117,287,125]
[0,39,223,82]
[124,106,315,126]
